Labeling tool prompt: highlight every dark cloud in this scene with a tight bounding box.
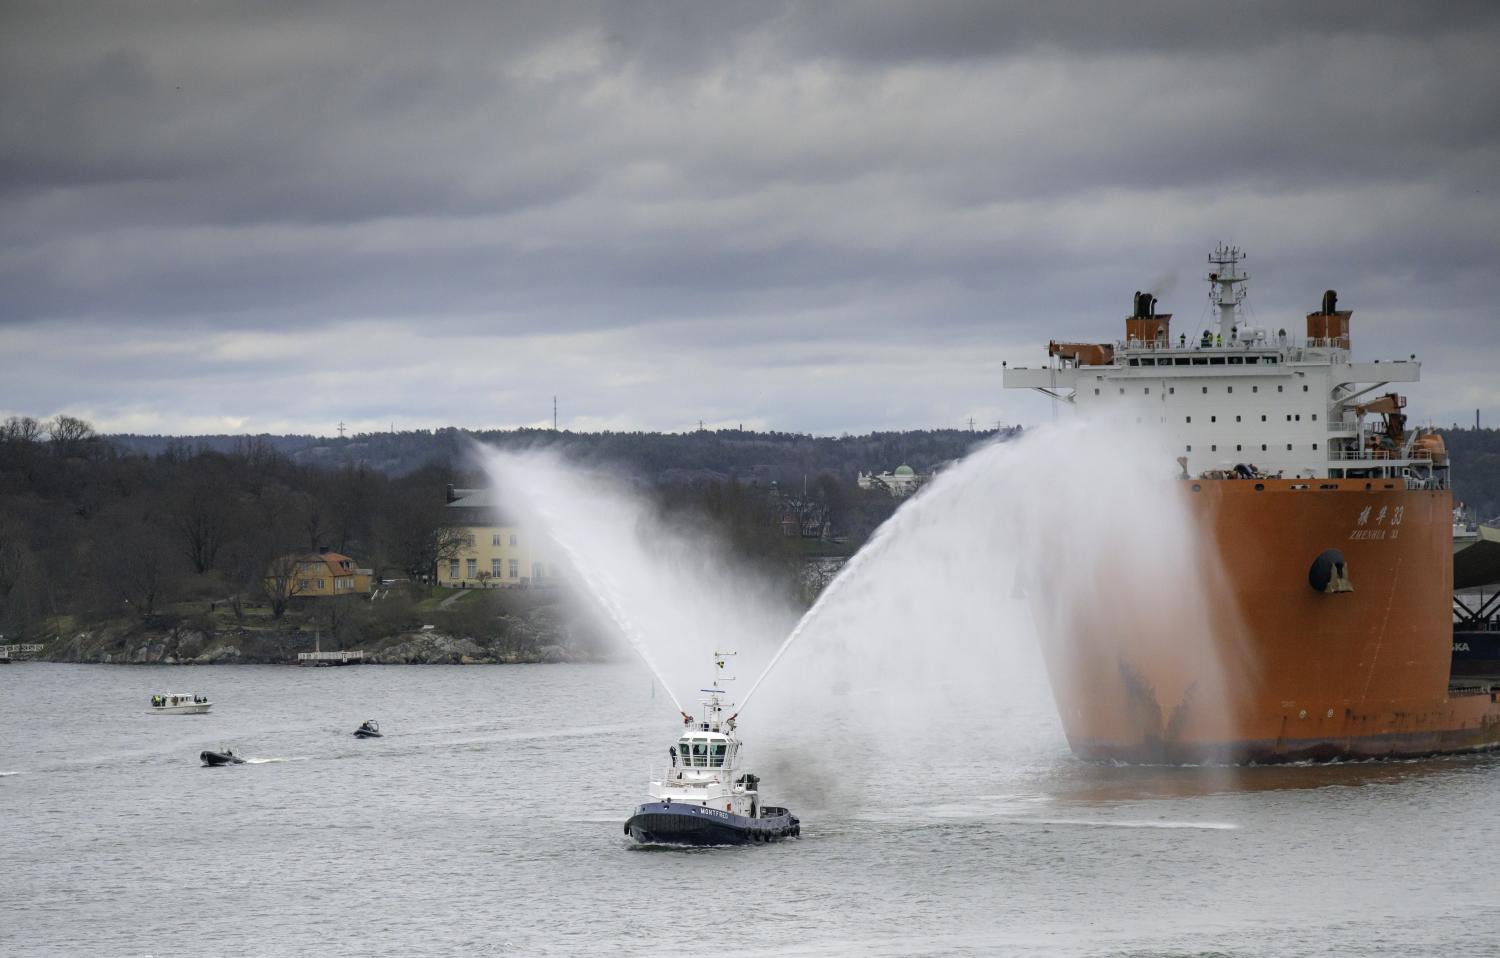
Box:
[0,1,1496,434]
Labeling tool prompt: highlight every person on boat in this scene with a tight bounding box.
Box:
[669,745,677,767]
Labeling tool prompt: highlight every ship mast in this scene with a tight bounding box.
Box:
[1207,243,1248,341]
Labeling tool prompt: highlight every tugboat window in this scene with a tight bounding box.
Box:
[711,743,728,767]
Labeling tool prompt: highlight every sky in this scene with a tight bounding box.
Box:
[2,1,1497,437]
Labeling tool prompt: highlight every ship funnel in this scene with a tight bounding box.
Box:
[1125,291,1170,345]
[1306,289,1352,350]
[1132,291,1157,319]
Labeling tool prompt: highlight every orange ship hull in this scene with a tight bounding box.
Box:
[1040,479,1500,763]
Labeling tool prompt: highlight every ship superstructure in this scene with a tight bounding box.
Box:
[1007,245,1446,487]
[1003,246,1499,763]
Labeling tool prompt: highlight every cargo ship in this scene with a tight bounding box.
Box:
[1003,245,1500,763]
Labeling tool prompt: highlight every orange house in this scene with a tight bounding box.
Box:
[276,549,373,597]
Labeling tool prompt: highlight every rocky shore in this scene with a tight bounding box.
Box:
[42,605,603,666]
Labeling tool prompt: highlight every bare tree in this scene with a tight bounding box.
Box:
[261,551,306,620]
[170,474,231,574]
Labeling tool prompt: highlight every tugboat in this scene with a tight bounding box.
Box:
[624,652,800,846]
[200,748,244,767]
[353,719,382,738]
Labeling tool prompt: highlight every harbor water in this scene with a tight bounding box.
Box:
[4,662,1498,957]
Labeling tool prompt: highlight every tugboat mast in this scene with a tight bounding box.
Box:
[1207,243,1249,341]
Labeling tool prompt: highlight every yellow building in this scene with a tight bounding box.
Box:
[437,486,552,587]
[276,550,373,597]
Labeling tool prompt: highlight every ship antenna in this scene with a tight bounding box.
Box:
[1207,243,1249,343]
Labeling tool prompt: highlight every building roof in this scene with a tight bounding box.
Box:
[444,486,520,524]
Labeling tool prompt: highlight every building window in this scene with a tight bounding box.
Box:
[1313,443,1319,450]
[1202,387,1208,394]
[1278,385,1284,392]
[1252,386,1259,393]
[1261,444,1267,451]
[1227,386,1234,394]
[1312,414,1318,421]
[1261,415,1267,422]
[1295,414,1301,421]
[1287,415,1292,422]
[463,534,475,548]
[492,559,501,577]
[509,534,518,546]
[1094,388,1100,395]
[1286,444,1293,451]
[1186,416,1192,423]
[1303,385,1309,392]
[297,579,308,591]
[1144,387,1150,395]
[1169,387,1175,394]
[492,533,501,546]
[449,560,459,579]
[1235,415,1242,422]
[509,559,519,578]
[316,579,325,590]
[1211,445,1217,452]
[1211,415,1217,423]
[1186,445,1192,452]
[533,562,544,580]
[467,558,477,578]
[1236,444,1242,451]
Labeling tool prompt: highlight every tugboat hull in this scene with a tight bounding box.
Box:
[200,750,244,767]
[624,802,799,846]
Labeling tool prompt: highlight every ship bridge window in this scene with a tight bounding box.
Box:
[1128,359,1140,366]
[1174,358,1189,366]
[689,739,710,767]
[1210,357,1226,365]
[711,742,729,767]
[1246,356,1261,364]
[1192,358,1207,365]
[1229,356,1243,365]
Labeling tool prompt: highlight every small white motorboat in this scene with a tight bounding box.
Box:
[148,692,212,715]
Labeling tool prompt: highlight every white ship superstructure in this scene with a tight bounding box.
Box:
[1004,244,1447,487]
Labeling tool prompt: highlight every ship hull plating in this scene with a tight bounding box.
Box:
[1040,480,1500,764]
[624,802,799,846]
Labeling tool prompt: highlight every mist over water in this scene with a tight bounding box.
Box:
[480,447,801,712]
[481,417,1234,805]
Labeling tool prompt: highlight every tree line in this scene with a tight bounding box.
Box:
[0,416,909,643]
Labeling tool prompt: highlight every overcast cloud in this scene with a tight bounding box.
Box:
[2,1,1497,436]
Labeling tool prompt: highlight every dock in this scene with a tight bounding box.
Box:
[296,650,365,667]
